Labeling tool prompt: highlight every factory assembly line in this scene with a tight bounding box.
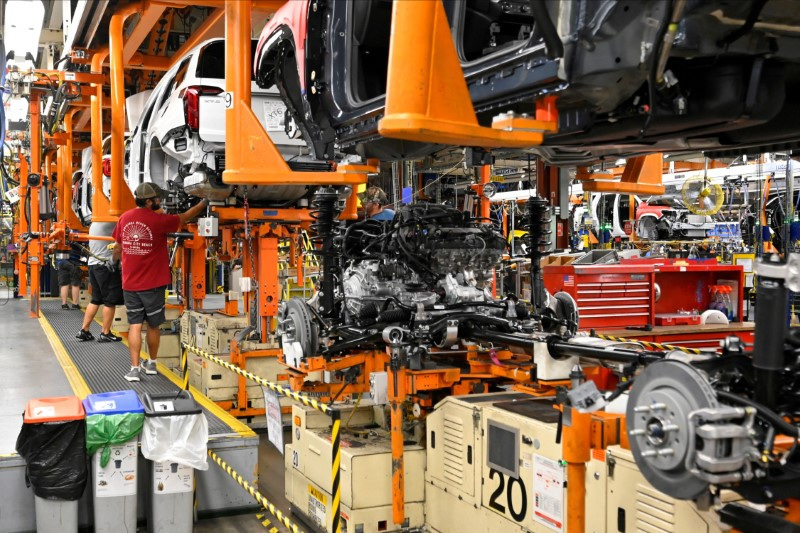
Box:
[3,1,800,533]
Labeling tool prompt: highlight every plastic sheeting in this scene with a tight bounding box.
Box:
[85,413,144,467]
[16,419,89,500]
[141,413,209,471]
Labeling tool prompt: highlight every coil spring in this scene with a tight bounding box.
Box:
[525,197,551,311]
[525,197,552,260]
[309,187,340,255]
[310,188,342,318]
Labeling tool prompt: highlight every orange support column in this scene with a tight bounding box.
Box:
[258,232,279,338]
[562,407,592,533]
[109,3,141,216]
[28,94,42,317]
[186,228,207,309]
[16,156,29,297]
[388,366,407,526]
[90,46,113,221]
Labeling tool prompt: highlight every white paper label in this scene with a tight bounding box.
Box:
[263,386,284,454]
[94,400,117,411]
[32,406,55,418]
[4,187,20,204]
[153,401,175,412]
[153,460,193,494]
[95,440,138,497]
[533,454,564,531]
[65,72,76,81]
[263,100,285,131]
[223,92,233,109]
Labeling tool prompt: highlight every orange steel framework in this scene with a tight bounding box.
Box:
[378,0,557,148]
[4,3,681,532]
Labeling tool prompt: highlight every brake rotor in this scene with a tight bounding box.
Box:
[553,291,579,334]
[626,360,718,499]
[279,299,319,357]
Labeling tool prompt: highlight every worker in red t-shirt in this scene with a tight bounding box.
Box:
[113,183,207,382]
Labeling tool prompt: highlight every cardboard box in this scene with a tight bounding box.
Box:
[182,311,249,354]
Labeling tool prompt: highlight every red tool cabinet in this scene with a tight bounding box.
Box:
[543,261,745,331]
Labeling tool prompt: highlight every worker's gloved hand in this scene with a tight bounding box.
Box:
[105,260,117,272]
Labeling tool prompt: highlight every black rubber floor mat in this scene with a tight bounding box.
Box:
[40,300,237,436]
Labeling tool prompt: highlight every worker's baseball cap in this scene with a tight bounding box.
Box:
[134,182,168,200]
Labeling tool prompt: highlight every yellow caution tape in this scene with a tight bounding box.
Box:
[182,343,333,415]
[208,449,302,533]
[591,333,706,355]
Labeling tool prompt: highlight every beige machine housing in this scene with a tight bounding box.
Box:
[586,445,733,533]
[425,392,566,533]
[285,402,426,533]
[425,392,731,533]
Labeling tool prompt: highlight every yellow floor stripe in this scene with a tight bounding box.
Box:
[119,334,256,438]
[38,315,91,399]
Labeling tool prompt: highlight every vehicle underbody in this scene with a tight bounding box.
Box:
[257,0,800,165]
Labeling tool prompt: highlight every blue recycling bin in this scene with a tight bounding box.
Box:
[83,390,145,533]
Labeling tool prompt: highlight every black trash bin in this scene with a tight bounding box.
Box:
[16,396,88,533]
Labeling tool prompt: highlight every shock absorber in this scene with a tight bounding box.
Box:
[525,196,552,312]
[310,187,342,319]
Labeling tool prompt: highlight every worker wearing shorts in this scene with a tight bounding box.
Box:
[113,182,207,382]
[57,243,83,309]
[76,222,124,343]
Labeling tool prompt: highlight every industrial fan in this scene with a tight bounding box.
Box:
[681,175,724,215]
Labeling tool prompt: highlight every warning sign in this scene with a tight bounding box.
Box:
[308,484,327,527]
[533,454,564,531]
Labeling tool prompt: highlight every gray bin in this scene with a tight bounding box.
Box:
[140,390,205,533]
[34,496,78,533]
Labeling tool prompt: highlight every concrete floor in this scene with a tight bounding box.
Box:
[0,295,308,532]
[194,430,307,533]
[0,296,73,454]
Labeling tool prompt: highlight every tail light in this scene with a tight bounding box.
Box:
[102,158,111,177]
[183,86,224,131]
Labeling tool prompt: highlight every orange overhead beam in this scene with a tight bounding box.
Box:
[123,3,168,62]
[90,46,114,222]
[169,8,224,67]
[378,0,555,149]
[109,2,142,217]
[581,154,665,195]
[105,52,172,71]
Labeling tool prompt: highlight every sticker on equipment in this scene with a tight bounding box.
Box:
[533,454,564,531]
[308,484,327,527]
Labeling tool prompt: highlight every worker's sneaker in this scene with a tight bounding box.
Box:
[140,359,158,375]
[97,332,122,343]
[71,304,80,310]
[76,329,95,342]
[124,367,141,382]
[61,304,70,310]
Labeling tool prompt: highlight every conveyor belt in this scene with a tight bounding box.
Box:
[40,299,246,437]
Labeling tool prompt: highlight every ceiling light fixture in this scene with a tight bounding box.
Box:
[4,0,45,65]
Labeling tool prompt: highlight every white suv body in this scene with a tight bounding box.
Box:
[126,38,308,203]
[72,138,112,226]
